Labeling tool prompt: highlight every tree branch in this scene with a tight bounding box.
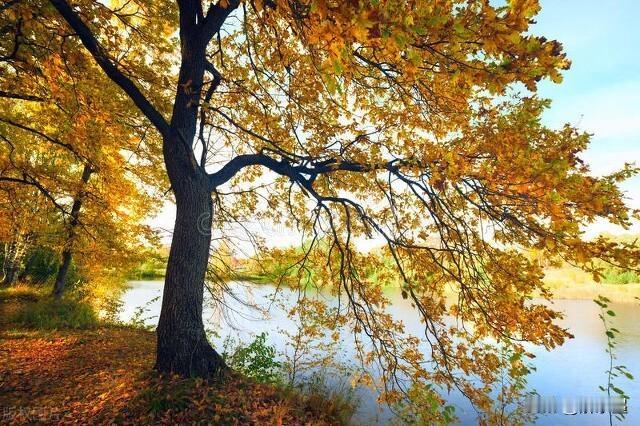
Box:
[49,0,171,139]
[202,0,241,42]
[0,91,45,102]
[0,117,86,161]
[207,151,408,190]
[0,174,69,217]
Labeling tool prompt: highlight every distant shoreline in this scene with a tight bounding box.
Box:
[125,276,640,304]
[541,282,640,304]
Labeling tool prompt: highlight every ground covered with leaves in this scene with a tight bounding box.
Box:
[0,301,342,425]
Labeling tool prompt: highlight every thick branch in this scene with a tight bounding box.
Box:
[202,0,241,42]
[49,0,170,138]
[207,152,407,190]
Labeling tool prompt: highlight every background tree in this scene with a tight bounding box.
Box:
[0,1,166,297]
[7,0,640,420]
[0,185,52,285]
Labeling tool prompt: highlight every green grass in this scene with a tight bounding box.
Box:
[0,283,45,302]
[602,269,640,285]
[12,297,99,330]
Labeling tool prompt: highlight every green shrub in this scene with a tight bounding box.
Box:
[223,332,282,384]
[221,334,359,423]
[13,297,98,329]
[602,268,640,285]
[21,247,60,284]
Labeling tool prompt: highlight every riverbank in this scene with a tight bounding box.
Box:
[125,274,640,305]
[234,274,640,304]
[541,267,640,303]
[542,281,640,303]
[0,293,348,425]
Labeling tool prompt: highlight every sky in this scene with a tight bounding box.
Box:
[151,0,640,241]
[533,0,640,234]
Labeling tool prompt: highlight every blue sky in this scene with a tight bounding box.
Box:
[533,0,640,231]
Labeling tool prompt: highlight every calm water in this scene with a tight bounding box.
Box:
[119,280,640,425]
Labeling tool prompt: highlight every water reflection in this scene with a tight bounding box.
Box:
[120,281,640,425]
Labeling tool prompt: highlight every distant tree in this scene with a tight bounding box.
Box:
[3,0,640,420]
[0,179,54,286]
[0,2,165,296]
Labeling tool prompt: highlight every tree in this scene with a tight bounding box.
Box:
[52,163,92,297]
[0,186,51,285]
[0,2,165,296]
[7,0,640,418]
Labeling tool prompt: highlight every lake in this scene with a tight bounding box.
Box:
[119,280,640,425]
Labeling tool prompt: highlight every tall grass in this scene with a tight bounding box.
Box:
[0,283,44,302]
[12,297,98,330]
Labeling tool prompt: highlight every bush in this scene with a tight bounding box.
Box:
[220,333,359,424]
[13,297,98,329]
[602,268,640,285]
[223,332,282,384]
[20,247,60,284]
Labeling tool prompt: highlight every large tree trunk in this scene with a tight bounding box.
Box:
[52,164,92,298]
[154,179,226,377]
[153,8,228,377]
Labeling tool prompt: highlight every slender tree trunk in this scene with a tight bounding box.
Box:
[52,164,92,298]
[2,240,28,286]
[52,249,72,298]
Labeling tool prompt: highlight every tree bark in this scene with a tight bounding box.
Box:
[154,179,225,377]
[52,249,72,298]
[2,266,18,286]
[52,164,92,298]
[154,12,226,377]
